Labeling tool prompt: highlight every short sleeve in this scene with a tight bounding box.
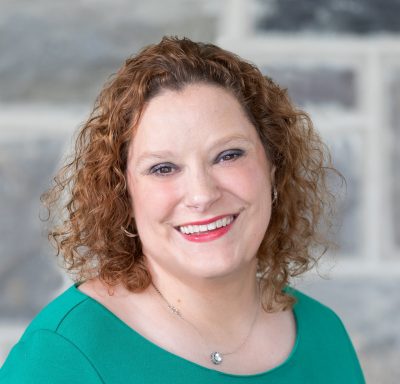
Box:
[0,329,103,384]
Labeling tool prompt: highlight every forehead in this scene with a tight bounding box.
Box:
[131,84,258,149]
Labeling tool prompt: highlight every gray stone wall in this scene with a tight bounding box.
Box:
[0,137,65,319]
[255,0,400,34]
[388,68,400,248]
[0,0,218,104]
[1,0,400,383]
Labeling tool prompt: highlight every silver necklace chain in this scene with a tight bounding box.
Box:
[151,282,261,366]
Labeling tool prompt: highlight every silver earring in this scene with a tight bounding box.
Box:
[121,226,138,238]
[272,187,278,204]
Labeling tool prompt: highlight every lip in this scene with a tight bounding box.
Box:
[175,213,239,243]
[176,214,236,228]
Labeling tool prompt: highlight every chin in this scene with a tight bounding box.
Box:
[181,255,254,281]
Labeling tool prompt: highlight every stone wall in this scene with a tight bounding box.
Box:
[1,0,399,382]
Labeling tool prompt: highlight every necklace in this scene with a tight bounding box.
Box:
[151,282,261,366]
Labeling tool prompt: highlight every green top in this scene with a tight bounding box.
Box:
[0,284,365,383]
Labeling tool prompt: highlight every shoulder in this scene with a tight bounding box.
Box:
[22,284,90,335]
[18,283,117,355]
[0,285,104,384]
[0,329,103,384]
[287,286,343,325]
[20,283,113,345]
[287,286,352,340]
[286,286,365,382]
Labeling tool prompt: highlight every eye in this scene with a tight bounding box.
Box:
[149,163,178,176]
[216,149,245,163]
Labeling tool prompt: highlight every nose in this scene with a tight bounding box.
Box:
[183,167,222,212]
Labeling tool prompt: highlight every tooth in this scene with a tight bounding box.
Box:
[208,222,216,230]
[180,216,236,235]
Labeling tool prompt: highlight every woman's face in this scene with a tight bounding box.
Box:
[127,83,274,283]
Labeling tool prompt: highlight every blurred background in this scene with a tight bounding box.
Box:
[1,0,399,382]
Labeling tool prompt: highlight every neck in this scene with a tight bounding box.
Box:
[148,262,260,341]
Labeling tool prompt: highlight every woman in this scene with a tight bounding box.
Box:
[0,36,365,383]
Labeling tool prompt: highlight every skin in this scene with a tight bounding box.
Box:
[127,83,273,285]
[79,83,296,375]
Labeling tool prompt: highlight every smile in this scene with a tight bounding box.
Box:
[176,214,238,242]
[179,215,235,234]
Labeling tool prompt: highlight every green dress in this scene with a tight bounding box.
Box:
[0,284,365,383]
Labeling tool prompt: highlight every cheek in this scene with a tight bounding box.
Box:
[219,161,271,202]
[129,177,181,224]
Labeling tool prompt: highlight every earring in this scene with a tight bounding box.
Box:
[272,187,278,204]
[121,226,138,238]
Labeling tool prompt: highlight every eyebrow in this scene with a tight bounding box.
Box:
[135,150,176,167]
[210,134,252,149]
[135,134,253,167]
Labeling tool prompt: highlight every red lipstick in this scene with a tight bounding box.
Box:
[177,214,237,243]
[178,214,231,227]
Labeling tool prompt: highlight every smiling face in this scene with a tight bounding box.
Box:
[127,83,274,283]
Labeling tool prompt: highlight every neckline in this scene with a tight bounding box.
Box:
[71,282,301,378]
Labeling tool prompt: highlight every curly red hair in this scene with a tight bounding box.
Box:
[43,36,339,311]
